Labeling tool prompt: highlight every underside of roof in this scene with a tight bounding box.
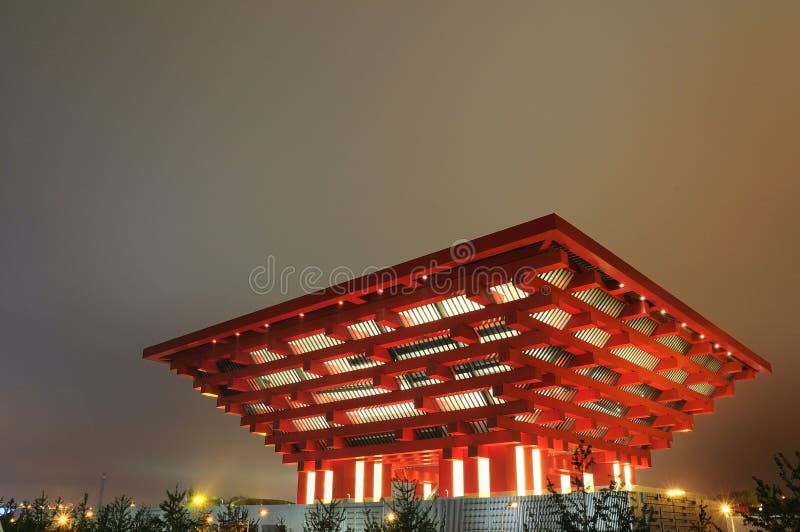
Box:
[143,213,769,467]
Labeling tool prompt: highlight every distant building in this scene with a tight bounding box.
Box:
[144,214,769,506]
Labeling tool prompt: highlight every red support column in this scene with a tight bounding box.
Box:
[297,470,315,504]
[332,459,356,501]
[489,444,517,496]
[464,456,480,497]
[382,463,393,500]
[364,461,375,502]
[439,459,454,498]
[531,448,547,495]
[314,470,325,503]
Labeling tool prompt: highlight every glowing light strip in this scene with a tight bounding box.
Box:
[515,446,526,496]
[423,482,432,499]
[453,459,464,497]
[560,474,571,494]
[323,471,333,503]
[613,463,621,486]
[306,472,316,504]
[531,449,543,495]
[583,472,594,492]
[373,463,382,502]
[355,460,365,502]
[478,457,490,498]
[623,464,632,490]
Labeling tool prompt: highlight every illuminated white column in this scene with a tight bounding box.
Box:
[423,482,432,499]
[453,459,465,497]
[531,449,543,495]
[583,472,594,492]
[560,474,571,494]
[478,457,491,498]
[613,463,621,485]
[323,471,333,503]
[372,463,383,502]
[306,471,317,504]
[623,464,632,490]
[515,445,526,496]
[354,460,365,502]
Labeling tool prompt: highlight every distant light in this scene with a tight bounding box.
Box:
[85,510,94,519]
[721,504,731,515]
[264,323,270,328]
[206,516,214,524]
[509,500,519,509]
[681,322,687,327]
[235,332,240,337]
[299,313,305,318]
[666,489,685,497]
[619,282,625,288]
[377,289,384,295]
[57,515,68,526]
[700,334,705,339]
[714,343,721,349]
[385,511,397,522]
[192,495,205,505]
[660,309,667,315]
[212,339,217,344]
[421,275,428,280]
[338,301,344,306]
[259,508,268,517]
[727,351,733,357]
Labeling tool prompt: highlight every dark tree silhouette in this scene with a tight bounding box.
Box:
[744,450,800,531]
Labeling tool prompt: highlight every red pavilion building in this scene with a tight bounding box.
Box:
[143,214,770,504]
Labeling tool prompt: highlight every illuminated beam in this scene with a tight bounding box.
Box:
[281,429,524,464]
[495,383,674,441]
[266,400,531,446]
[243,365,542,429]
[220,329,550,409]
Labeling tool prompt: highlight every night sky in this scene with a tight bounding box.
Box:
[2,1,798,506]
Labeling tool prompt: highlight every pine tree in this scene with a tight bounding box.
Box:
[70,493,94,532]
[744,451,800,531]
[215,502,256,532]
[159,486,203,532]
[94,495,134,532]
[303,498,346,532]
[0,497,18,530]
[526,441,654,532]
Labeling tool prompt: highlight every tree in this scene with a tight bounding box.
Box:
[383,478,442,532]
[69,493,94,532]
[0,497,18,530]
[361,476,442,532]
[690,502,721,532]
[526,441,653,532]
[303,499,346,532]
[159,486,203,532]
[94,495,135,532]
[130,507,161,532]
[744,450,800,531]
[215,503,256,532]
[14,492,55,532]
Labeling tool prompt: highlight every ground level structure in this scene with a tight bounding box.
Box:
[143,214,770,504]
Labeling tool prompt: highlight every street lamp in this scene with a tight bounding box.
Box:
[721,504,735,532]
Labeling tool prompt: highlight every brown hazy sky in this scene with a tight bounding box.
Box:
[1,1,799,505]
